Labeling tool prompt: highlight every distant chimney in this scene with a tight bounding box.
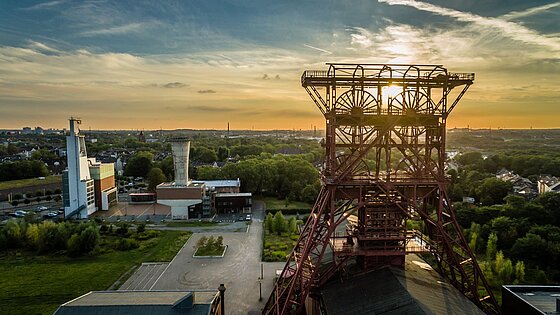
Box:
[170,138,190,186]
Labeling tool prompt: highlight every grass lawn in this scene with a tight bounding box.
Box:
[0,175,62,190]
[258,197,312,210]
[0,230,191,315]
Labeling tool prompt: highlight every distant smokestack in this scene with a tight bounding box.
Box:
[170,138,190,186]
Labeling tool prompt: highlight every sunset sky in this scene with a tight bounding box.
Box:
[0,0,558,130]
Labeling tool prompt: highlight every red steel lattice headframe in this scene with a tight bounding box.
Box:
[263,64,500,315]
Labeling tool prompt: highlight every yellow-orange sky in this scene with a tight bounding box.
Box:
[0,1,558,130]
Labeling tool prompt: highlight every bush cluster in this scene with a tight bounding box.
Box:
[0,220,99,256]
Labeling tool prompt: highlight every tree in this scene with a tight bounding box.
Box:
[124,151,154,177]
[37,220,60,253]
[216,236,224,249]
[4,220,26,248]
[147,167,167,191]
[158,156,174,180]
[469,231,478,254]
[273,211,287,235]
[514,261,525,284]
[206,236,216,249]
[511,233,548,263]
[193,147,218,163]
[486,233,498,261]
[197,235,208,248]
[79,226,99,254]
[265,213,274,234]
[217,146,229,161]
[26,224,40,249]
[456,152,484,166]
[476,178,512,205]
[495,251,513,283]
[288,217,297,234]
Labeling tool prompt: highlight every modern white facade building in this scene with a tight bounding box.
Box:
[62,118,96,218]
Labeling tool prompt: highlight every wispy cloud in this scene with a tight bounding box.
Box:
[80,22,151,36]
[303,44,332,54]
[500,2,560,20]
[163,82,187,88]
[22,0,67,11]
[198,89,216,94]
[377,0,560,51]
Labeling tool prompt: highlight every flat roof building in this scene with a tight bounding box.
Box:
[54,290,222,315]
[502,285,560,315]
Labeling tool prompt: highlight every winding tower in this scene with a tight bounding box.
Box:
[264,64,500,314]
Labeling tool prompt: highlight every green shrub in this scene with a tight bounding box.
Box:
[116,223,130,236]
[272,251,287,261]
[4,219,26,248]
[146,230,159,238]
[114,238,139,251]
[0,232,7,250]
[99,225,109,234]
[136,223,146,233]
[139,238,159,250]
[67,234,81,256]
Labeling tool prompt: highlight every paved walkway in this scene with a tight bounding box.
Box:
[119,262,169,291]
[119,200,286,314]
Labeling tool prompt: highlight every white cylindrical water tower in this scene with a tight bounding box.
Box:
[170,138,190,186]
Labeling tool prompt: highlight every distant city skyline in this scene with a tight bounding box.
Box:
[0,0,558,129]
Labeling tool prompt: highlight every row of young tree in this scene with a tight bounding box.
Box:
[0,220,99,257]
[264,212,302,236]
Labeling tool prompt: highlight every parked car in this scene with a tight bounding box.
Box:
[14,210,27,217]
[37,206,48,211]
[44,212,58,218]
[245,214,252,221]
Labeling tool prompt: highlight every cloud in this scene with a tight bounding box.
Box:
[377,0,560,51]
[303,44,332,54]
[189,105,235,112]
[80,22,151,36]
[500,2,560,20]
[22,0,67,10]
[198,89,216,94]
[163,82,187,88]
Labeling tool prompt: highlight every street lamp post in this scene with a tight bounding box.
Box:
[218,283,226,315]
